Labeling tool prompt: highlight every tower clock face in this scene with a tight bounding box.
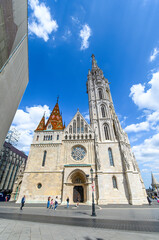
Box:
[71,146,86,161]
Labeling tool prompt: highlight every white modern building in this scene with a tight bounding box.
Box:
[0,0,29,150]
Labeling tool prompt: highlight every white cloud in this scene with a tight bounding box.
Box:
[150,48,159,62]
[80,24,92,50]
[132,133,159,171]
[125,121,149,133]
[28,0,58,42]
[11,105,51,153]
[71,16,80,25]
[62,29,72,41]
[130,71,159,111]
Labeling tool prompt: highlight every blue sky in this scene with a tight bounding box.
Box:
[11,0,159,188]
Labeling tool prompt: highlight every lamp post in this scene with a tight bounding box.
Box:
[90,168,96,217]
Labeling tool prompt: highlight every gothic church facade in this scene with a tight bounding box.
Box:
[18,55,147,205]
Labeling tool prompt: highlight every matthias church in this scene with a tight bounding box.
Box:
[18,55,147,205]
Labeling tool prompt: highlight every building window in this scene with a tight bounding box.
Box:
[89,134,92,139]
[81,120,84,133]
[77,135,80,139]
[42,151,47,166]
[85,134,88,139]
[112,176,117,189]
[101,105,106,117]
[108,148,114,166]
[50,135,52,140]
[77,115,80,133]
[104,124,111,140]
[65,135,67,140]
[36,135,39,141]
[81,134,84,139]
[43,136,45,141]
[98,89,103,99]
[73,120,76,134]
[69,135,72,140]
[69,125,72,134]
[85,125,88,133]
[73,135,76,140]
[48,135,50,140]
[57,135,59,140]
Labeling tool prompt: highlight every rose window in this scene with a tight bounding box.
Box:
[71,146,86,161]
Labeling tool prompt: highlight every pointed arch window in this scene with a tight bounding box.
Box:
[81,120,84,133]
[85,125,88,133]
[36,135,39,141]
[69,125,72,134]
[77,115,80,133]
[108,148,114,166]
[98,89,103,99]
[112,176,117,189]
[73,120,76,134]
[57,135,59,140]
[65,135,67,140]
[101,105,106,117]
[69,135,72,140]
[42,151,47,167]
[104,124,111,140]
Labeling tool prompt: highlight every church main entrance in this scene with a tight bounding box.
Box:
[73,186,84,202]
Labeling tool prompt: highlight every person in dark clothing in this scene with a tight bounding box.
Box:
[20,195,25,210]
[147,196,152,205]
[66,197,69,208]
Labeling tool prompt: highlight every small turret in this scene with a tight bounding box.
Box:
[91,54,98,69]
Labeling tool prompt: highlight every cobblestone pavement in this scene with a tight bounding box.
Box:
[0,203,159,221]
[0,219,158,240]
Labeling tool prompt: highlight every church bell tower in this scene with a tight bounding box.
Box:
[86,54,147,205]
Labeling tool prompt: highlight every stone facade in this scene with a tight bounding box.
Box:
[18,55,147,205]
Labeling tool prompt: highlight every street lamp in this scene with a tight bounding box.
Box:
[90,168,96,217]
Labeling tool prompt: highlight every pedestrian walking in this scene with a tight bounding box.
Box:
[50,199,54,209]
[54,196,58,210]
[20,195,25,210]
[147,196,152,205]
[66,197,69,208]
[5,196,8,202]
[76,194,80,207]
[47,196,51,208]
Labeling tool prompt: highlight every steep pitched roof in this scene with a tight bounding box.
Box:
[64,109,93,134]
[45,102,64,130]
[36,115,45,131]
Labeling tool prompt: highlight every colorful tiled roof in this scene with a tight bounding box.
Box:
[36,115,45,131]
[45,102,64,130]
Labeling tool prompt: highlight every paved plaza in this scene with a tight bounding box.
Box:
[0,202,158,239]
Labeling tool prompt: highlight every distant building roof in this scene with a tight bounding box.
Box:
[3,141,27,160]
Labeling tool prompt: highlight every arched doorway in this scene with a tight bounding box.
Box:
[66,169,88,203]
[73,186,84,202]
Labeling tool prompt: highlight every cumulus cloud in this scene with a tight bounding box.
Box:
[125,121,149,133]
[132,133,159,169]
[28,0,58,42]
[80,24,92,50]
[130,71,159,111]
[11,105,51,153]
[150,48,159,62]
